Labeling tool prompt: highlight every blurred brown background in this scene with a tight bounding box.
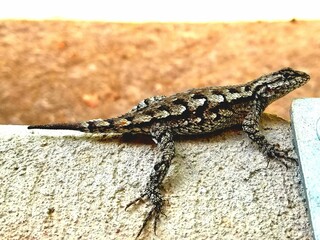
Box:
[0,20,319,125]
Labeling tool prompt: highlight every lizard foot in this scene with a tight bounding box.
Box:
[266,144,298,168]
[125,189,165,239]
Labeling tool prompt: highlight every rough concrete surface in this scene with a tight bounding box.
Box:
[0,114,312,240]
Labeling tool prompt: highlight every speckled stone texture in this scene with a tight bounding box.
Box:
[0,114,312,239]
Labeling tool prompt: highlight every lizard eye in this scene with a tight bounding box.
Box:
[282,72,292,79]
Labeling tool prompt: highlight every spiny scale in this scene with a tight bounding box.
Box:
[28,67,310,239]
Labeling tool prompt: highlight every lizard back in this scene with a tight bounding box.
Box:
[118,85,255,135]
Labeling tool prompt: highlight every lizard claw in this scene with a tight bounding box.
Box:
[125,193,147,211]
[125,190,164,239]
[266,145,298,168]
[134,203,162,239]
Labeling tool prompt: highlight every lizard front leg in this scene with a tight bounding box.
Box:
[126,123,174,238]
[242,101,297,167]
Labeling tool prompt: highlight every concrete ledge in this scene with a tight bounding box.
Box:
[0,114,312,239]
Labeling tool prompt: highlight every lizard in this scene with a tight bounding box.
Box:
[28,67,310,238]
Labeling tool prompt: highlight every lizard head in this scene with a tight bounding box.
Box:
[253,67,310,104]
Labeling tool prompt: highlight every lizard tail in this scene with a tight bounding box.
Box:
[28,118,119,133]
[28,122,89,132]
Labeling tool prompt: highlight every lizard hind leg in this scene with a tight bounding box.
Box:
[125,123,174,238]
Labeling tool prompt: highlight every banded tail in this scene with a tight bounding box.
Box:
[28,118,121,133]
